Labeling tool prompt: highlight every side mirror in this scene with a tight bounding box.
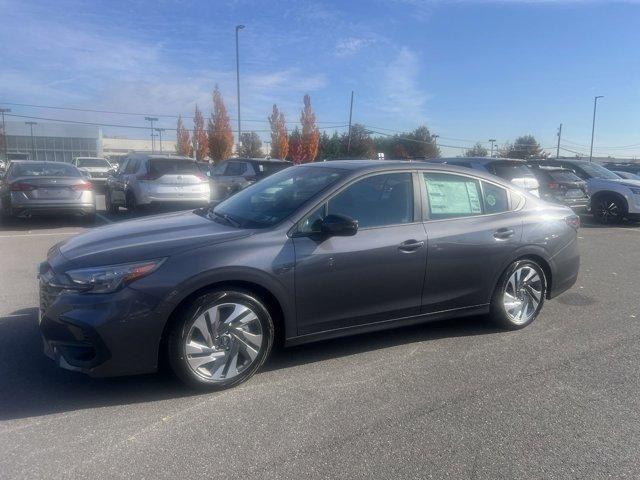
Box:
[320,214,358,237]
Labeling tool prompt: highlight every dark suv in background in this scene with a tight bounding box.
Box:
[528,166,589,213]
[204,158,290,201]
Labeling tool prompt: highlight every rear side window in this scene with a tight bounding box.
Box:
[253,162,289,177]
[124,159,139,174]
[148,159,200,176]
[224,162,247,176]
[424,172,483,219]
[482,182,509,214]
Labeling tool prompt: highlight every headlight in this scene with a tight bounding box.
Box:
[65,258,165,293]
[629,187,640,195]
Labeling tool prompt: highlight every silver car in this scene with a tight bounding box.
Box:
[105,153,210,213]
[73,157,114,188]
[0,161,96,221]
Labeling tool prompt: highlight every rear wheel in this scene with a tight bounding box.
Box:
[489,260,546,330]
[125,190,137,213]
[105,189,119,214]
[167,289,274,390]
[593,194,625,224]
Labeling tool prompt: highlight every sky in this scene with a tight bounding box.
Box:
[1,0,639,158]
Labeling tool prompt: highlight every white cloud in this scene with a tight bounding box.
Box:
[335,37,373,58]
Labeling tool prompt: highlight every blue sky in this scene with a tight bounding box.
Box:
[1,0,639,157]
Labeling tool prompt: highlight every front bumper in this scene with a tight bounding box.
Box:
[38,265,168,377]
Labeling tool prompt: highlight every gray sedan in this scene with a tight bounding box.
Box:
[39,161,579,390]
[0,161,95,221]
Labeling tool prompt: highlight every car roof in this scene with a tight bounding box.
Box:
[234,158,291,163]
[436,157,527,165]
[302,160,518,188]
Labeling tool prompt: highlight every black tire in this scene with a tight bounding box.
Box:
[105,189,119,214]
[83,213,96,225]
[593,194,626,225]
[125,190,137,213]
[489,259,547,330]
[167,289,274,390]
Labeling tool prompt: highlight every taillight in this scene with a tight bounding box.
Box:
[565,214,580,230]
[547,181,559,190]
[71,182,93,191]
[10,182,36,191]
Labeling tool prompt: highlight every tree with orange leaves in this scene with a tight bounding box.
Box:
[193,105,208,161]
[300,94,320,163]
[175,115,193,157]
[208,86,234,163]
[268,104,288,160]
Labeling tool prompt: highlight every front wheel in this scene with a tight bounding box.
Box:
[167,289,274,390]
[489,260,546,330]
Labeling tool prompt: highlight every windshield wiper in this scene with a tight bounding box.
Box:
[209,210,241,228]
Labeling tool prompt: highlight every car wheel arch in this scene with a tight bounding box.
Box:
[591,190,628,213]
[492,248,554,301]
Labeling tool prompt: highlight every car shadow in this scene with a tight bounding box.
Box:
[0,307,500,421]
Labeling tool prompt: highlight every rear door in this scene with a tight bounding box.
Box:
[420,171,523,313]
[293,171,427,334]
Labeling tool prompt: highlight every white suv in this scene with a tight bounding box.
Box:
[105,153,211,213]
[531,159,640,224]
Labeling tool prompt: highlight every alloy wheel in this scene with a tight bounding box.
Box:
[184,302,264,381]
[502,265,543,325]
[595,198,621,224]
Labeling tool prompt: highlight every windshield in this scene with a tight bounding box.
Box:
[213,166,347,228]
[10,162,80,178]
[579,163,620,180]
[490,162,535,181]
[77,158,110,168]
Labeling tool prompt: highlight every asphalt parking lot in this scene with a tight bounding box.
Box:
[1,197,639,479]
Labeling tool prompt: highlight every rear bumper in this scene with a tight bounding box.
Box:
[10,202,95,217]
[548,235,580,299]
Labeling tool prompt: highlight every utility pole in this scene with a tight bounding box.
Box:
[433,134,439,151]
[145,116,158,152]
[489,139,496,158]
[347,91,354,154]
[0,108,10,160]
[25,121,37,160]
[155,128,165,152]
[556,123,563,159]
[192,129,198,160]
[589,96,603,163]
[235,24,245,152]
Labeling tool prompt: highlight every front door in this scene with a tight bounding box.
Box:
[293,171,428,335]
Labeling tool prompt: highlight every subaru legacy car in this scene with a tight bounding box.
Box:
[105,153,210,213]
[428,157,540,198]
[530,159,640,224]
[1,160,95,221]
[39,161,579,390]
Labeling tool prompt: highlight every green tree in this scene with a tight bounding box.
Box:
[377,126,440,159]
[238,132,263,157]
[465,142,488,157]
[500,135,546,159]
[342,124,375,159]
[318,131,342,160]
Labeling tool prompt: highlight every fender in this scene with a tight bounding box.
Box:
[157,265,296,339]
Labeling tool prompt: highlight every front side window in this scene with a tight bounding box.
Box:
[213,166,346,228]
[124,159,139,174]
[327,172,414,228]
[424,172,483,219]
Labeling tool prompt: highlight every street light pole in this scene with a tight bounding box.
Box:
[556,123,563,159]
[145,116,158,152]
[347,91,354,154]
[489,139,496,158]
[235,25,245,153]
[155,128,165,152]
[25,121,37,160]
[589,96,603,163]
[0,108,10,160]
[433,134,439,152]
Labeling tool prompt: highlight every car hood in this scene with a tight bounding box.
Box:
[55,209,250,269]
[586,177,640,191]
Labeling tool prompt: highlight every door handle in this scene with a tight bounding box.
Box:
[493,228,515,240]
[398,240,425,252]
